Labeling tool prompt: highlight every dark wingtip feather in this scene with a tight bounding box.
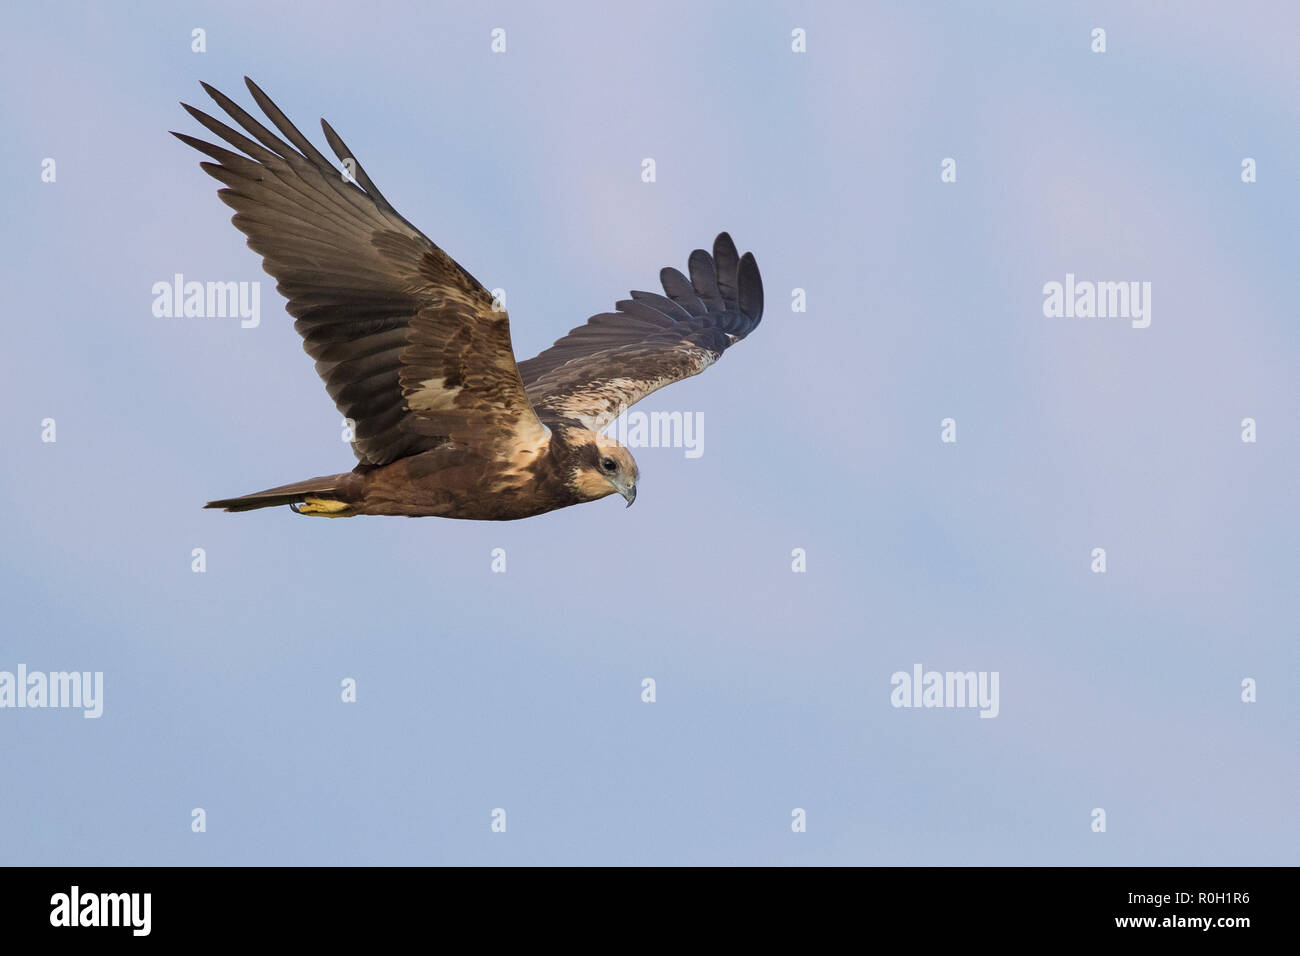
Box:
[242,76,273,107]
[319,117,399,216]
[738,251,763,321]
[198,81,223,107]
[711,234,737,303]
[179,102,231,135]
[659,266,694,302]
[687,248,723,309]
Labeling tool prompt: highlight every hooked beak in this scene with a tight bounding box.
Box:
[618,482,637,508]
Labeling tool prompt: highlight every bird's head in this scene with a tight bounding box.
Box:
[563,430,639,507]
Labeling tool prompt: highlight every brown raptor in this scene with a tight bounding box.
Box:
[175,78,764,520]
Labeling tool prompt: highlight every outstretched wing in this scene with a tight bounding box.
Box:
[173,77,548,466]
[517,233,763,431]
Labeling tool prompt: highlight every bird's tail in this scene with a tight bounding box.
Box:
[204,473,363,515]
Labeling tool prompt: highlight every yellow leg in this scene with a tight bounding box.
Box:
[292,496,355,517]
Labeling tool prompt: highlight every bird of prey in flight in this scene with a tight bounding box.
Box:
[175,78,764,520]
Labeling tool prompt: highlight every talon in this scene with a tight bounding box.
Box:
[292,496,354,517]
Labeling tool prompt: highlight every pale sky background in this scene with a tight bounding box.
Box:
[1,1,1295,865]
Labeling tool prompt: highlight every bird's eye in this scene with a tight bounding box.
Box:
[601,457,616,472]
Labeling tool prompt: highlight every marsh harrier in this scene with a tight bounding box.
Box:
[175,79,764,520]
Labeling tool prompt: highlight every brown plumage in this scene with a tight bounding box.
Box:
[177,78,764,520]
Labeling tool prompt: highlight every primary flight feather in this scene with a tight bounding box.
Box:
[175,77,764,520]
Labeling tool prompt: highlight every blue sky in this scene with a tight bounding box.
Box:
[0,0,1295,864]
